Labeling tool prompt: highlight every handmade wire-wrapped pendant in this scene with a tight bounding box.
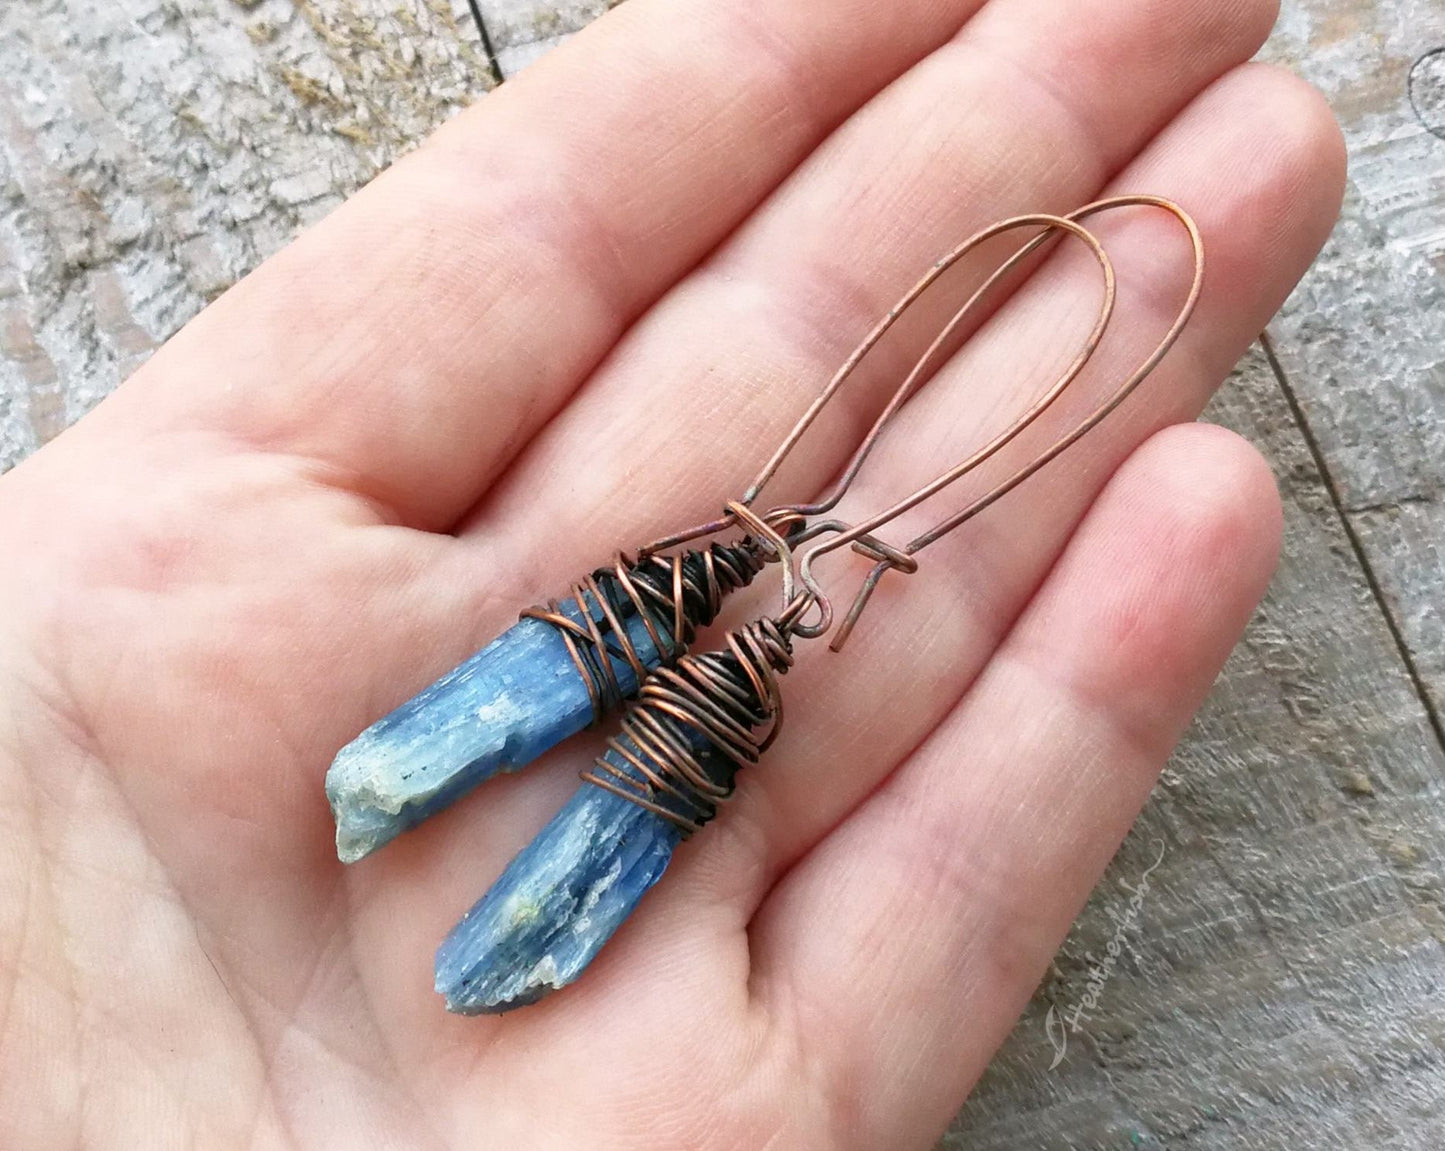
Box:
[326,541,772,861]
[437,605,797,1011]
[433,196,1206,1014]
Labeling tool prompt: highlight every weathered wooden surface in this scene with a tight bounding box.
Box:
[2,1,1443,1147]
[946,10,1445,1145]
[0,0,490,468]
[1263,2,1445,728]
[475,0,612,74]
[947,348,1445,1148]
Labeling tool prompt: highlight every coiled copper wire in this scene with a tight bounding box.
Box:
[581,618,796,835]
[583,196,1204,830]
[520,540,770,726]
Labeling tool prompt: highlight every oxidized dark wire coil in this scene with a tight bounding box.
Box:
[520,540,771,727]
[582,618,795,836]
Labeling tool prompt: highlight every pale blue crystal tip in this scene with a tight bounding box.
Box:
[434,740,686,1015]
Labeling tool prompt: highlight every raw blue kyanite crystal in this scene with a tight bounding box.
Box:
[326,545,765,863]
[434,741,686,1014]
[436,630,794,1015]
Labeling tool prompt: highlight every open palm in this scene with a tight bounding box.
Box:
[0,0,1342,1146]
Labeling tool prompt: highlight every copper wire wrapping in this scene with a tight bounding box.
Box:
[584,196,1206,828]
[581,618,795,835]
[520,541,770,726]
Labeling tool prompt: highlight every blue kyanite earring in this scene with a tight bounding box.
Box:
[326,540,773,862]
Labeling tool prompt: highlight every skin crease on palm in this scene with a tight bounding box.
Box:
[0,0,1347,1145]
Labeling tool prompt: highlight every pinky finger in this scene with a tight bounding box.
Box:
[748,424,1283,1148]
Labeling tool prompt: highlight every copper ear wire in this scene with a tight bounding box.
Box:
[641,211,1118,577]
[741,214,1117,518]
[521,209,1121,731]
[794,195,1206,652]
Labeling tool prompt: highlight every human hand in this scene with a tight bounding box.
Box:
[0,0,1343,1146]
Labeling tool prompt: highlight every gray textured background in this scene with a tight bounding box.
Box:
[2,0,1443,1146]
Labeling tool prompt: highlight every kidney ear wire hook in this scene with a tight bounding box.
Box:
[793,195,1206,651]
[768,209,1118,625]
[642,209,1121,591]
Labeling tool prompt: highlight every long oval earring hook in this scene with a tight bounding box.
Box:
[642,211,1119,564]
[742,213,1118,518]
[794,195,1205,650]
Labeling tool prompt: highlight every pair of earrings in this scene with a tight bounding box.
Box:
[324,195,1204,1014]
